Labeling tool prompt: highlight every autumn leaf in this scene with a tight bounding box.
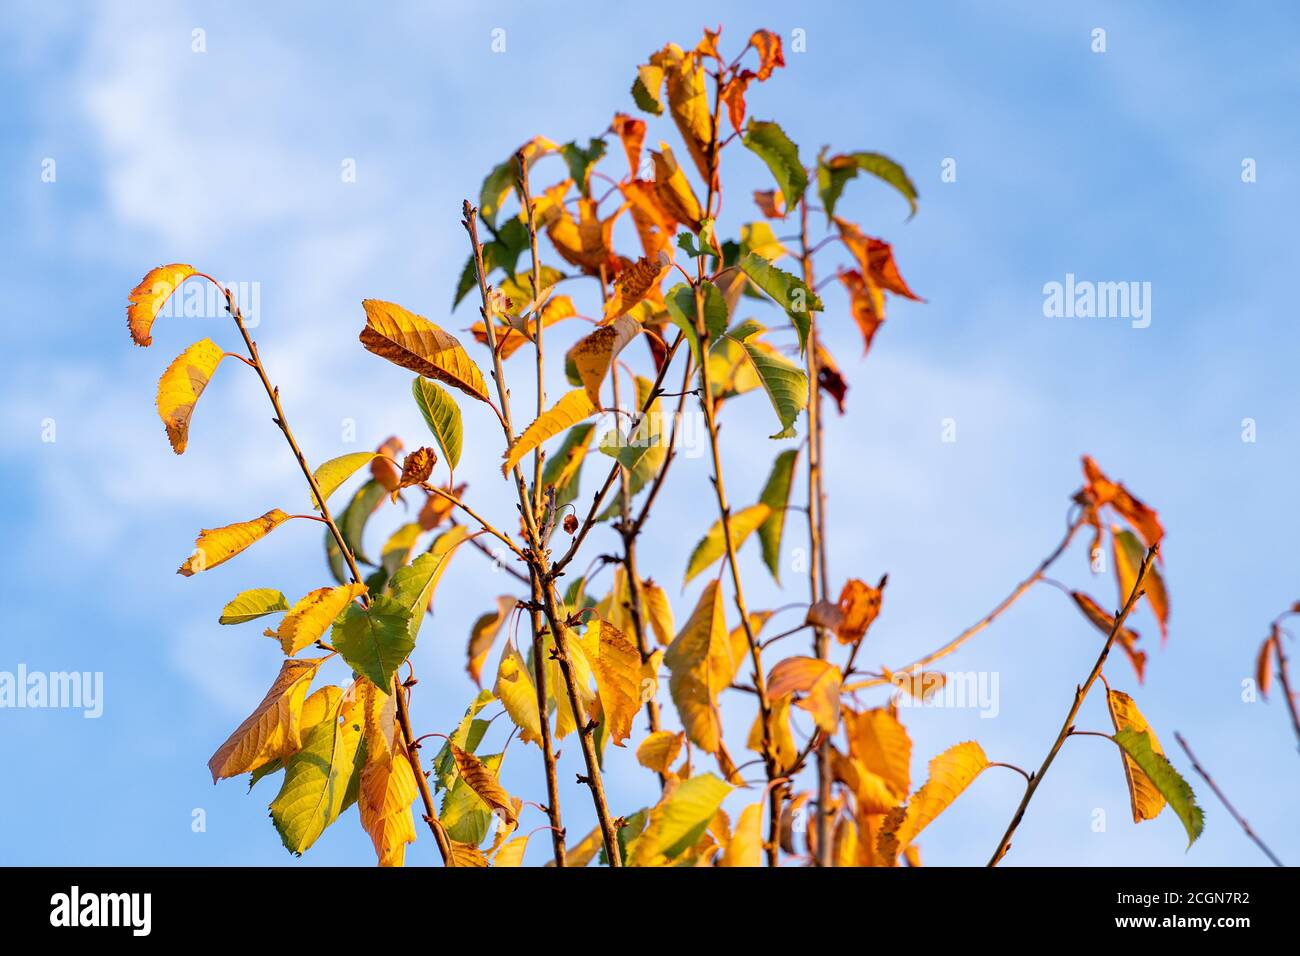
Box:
[310,451,380,511]
[1113,729,1204,848]
[397,447,437,493]
[356,679,417,866]
[219,588,290,625]
[178,508,291,576]
[634,773,732,864]
[719,71,753,133]
[747,691,798,773]
[878,741,989,864]
[642,578,675,646]
[835,219,922,301]
[1070,590,1147,683]
[450,743,518,828]
[818,151,918,221]
[836,576,887,644]
[831,746,901,814]
[665,580,735,753]
[370,436,403,493]
[743,120,807,209]
[449,840,489,867]
[603,257,667,321]
[843,706,912,798]
[839,268,887,355]
[652,145,704,230]
[753,189,785,219]
[270,688,365,855]
[683,503,771,584]
[1113,526,1169,642]
[503,388,597,475]
[1256,630,1276,699]
[330,593,415,689]
[467,596,517,686]
[1081,456,1164,549]
[1105,688,1168,824]
[767,656,843,733]
[662,52,713,183]
[127,263,196,346]
[208,657,322,781]
[610,112,646,174]
[739,252,822,354]
[749,29,785,80]
[637,730,685,775]
[540,422,596,509]
[589,619,642,747]
[570,314,643,407]
[387,525,470,642]
[360,299,489,403]
[718,802,764,867]
[155,338,225,454]
[494,638,542,746]
[270,583,368,656]
[431,689,494,792]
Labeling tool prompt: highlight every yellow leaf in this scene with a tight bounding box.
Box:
[833,814,860,868]
[589,619,642,747]
[642,578,675,646]
[652,144,703,229]
[843,706,912,797]
[359,299,489,402]
[637,730,685,774]
[1105,688,1167,823]
[155,338,225,454]
[747,692,798,773]
[683,503,771,585]
[718,802,763,867]
[665,580,735,753]
[492,834,530,867]
[178,508,291,576]
[569,314,642,407]
[494,638,542,745]
[878,741,989,864]
[449,840,489,867]
[831,746,900,813]
[548,825,601,868]
[310,452,379,510]
[127,263,195,346]
[207,657,321,781]
[663,54,713,183]
[502,388,596,475]
[467,596,518,687]
[356,679,416,867]
[835,576,887,645]
[449,743,518,828]
[766,656,842,733]
[271,583,368,656]
[546,197,622,275]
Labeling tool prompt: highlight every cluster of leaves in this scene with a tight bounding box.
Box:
[129,25,1208,867]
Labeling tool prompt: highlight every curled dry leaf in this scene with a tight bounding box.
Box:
[398,447,437,491]
[562,513,579,535]
[178,509,291,576]
[1070,590,1147,683]
[570,314,643,407]
[637,730,685,775]
[156,338,225,454]
[1081,456,1164,549]
[466,596,517,687]
[652,145,704,229]
[418,482,466,531]
[748,29,785,80]
[753,189,785,219]
[371,436,404,493]
[839,269,887,356]
[836,576,887,644]
[805,599,845,631]
[603,256,668,321]
[610,111,646,175]
[128,263,195,346]
[835,219,923,301]
[1256,629,1276,699]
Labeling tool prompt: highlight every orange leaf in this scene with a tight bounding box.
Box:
[1081,456,1164,548]
[359,299,489,402]
[1105,688,1167,823]
[749,29,786,80]
[207,657,322,780]
[155,338,225,453]
[610,112,646,176]
[178,509,291,576]
[835,575,887,644]
[271,583,368,656]
[767,656,842,733]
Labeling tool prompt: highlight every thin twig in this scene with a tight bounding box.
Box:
[987,542,1158,866]
[1174,732,1284,867]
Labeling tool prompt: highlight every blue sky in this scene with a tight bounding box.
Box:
[2,0,1298,867]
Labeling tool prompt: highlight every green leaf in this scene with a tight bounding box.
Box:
[441,751,505,845]
[269,695,365,855]
[432,689,495,792]
[540,422,596,509]
[740,221,788,262]
[330,594,415,689]
[336,478,388,571]
[664,281,728,367]
[562,137,607,197]
[683,503,772,585]
[757,449,799,583]
[743,342,808,439]
[380,522,423,579]
[479,158,517,229]
[218,588,290,625]
[656,772,733,860]
[387,525,470,643]
[742,120,808,209]
[412,377,464,473]
[677,220,721,260]
[631,64,664,115]
[818,150,918,221]
[1113,729,1204,849]
[310,451,378,511]
[454,218,529,308]
[1113,527,1169,641]
[739,253,822,354]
